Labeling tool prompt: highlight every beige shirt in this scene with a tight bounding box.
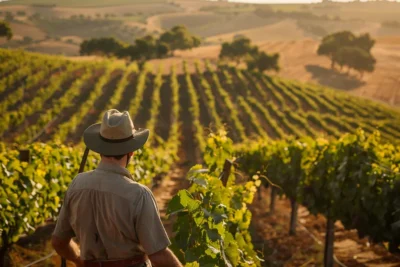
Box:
[53,161,171,261]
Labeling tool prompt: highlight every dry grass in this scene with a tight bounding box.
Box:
[151,11,280,38]
[256,38,400,107]
[7,21,46,40]
[150,11,221,31]
[207,19,306,44]
[153,36,400,107]
[26,40,79,55]
[0,0,167,7]
[0,3,181,17]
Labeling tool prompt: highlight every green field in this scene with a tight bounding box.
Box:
[0,0,166,7]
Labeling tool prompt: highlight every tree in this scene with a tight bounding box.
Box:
[80,37,126,56]
[0,21,12,40]
[159,25,201,55]
[5,12,14,22]
[247,51,280,73]
[317,31,355,69]
[22,36,33,44]
[353,33,375,53]
[117,35,170,62]
[318,31,376,74]
[116,44,137,60]
[334,46,376,77]
[156,42,169,58]
[219,36,253,65]
[134,35,157,61]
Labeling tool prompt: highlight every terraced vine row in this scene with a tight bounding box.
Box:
[1,49,400,153]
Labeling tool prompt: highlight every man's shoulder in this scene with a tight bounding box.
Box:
[114,181,153,204]
[69,170,151,201]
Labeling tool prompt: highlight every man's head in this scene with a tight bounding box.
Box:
[83,109,149,166]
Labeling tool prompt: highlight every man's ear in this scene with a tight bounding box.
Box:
[129,152,134,157]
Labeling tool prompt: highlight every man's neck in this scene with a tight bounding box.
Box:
[100,158,126,168]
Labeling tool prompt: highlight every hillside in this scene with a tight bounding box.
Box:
[2,0,400,54]
[0,0,167,7]
[162,36,400,107]
[1,48,399,154]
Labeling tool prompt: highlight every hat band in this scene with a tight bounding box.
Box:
[99,134,134,143]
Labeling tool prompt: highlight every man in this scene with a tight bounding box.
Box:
[52,109,183,267]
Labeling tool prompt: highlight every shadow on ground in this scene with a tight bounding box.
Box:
[305,64,366,91]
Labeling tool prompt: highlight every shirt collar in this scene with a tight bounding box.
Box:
[97,161,133,180]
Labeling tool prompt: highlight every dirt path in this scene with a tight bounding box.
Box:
[250,186,400,267]
[155,74,172,141]
[152,166,190,237]
[178,74,200,164]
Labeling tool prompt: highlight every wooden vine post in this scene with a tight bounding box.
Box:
[289,198,298,235]
[220,159,233,187]
[0,231,10,267]
[19,149,30,163]
[324,216,335,267]
[270,187,277,213]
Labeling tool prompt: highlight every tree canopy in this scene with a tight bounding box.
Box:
[80,25,199,62]
[219,36,280,73]
[334,46,376,77]
[247,51,280,73]
[80,37,125,56]
[159,25,201,54]
[219,37,253,65]
[317,31,376,76]
[118,35,169,62]
[0,21,13,41]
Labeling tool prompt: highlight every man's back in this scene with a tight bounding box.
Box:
[53,161,171,261]
[52,109,182,267]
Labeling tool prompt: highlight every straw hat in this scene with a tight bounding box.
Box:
[83,109,149,155]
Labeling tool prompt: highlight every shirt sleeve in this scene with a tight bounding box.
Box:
[135,187,171,255]
[53,193,75,240]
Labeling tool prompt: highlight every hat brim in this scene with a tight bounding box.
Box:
[83,123,150,155]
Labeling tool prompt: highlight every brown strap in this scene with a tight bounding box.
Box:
[84,255,146,267]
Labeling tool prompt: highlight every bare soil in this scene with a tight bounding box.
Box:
[177,73,200,164]
[155,74,172,141]
[132,73,155,129]
[250,186,400,267]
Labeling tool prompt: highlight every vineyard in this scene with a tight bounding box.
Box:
[1,48,400,266]
[1,49,400,149]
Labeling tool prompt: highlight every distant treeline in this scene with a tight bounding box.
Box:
[254,6,341,22]
[80,25,201,64]
[382,20,400,29]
